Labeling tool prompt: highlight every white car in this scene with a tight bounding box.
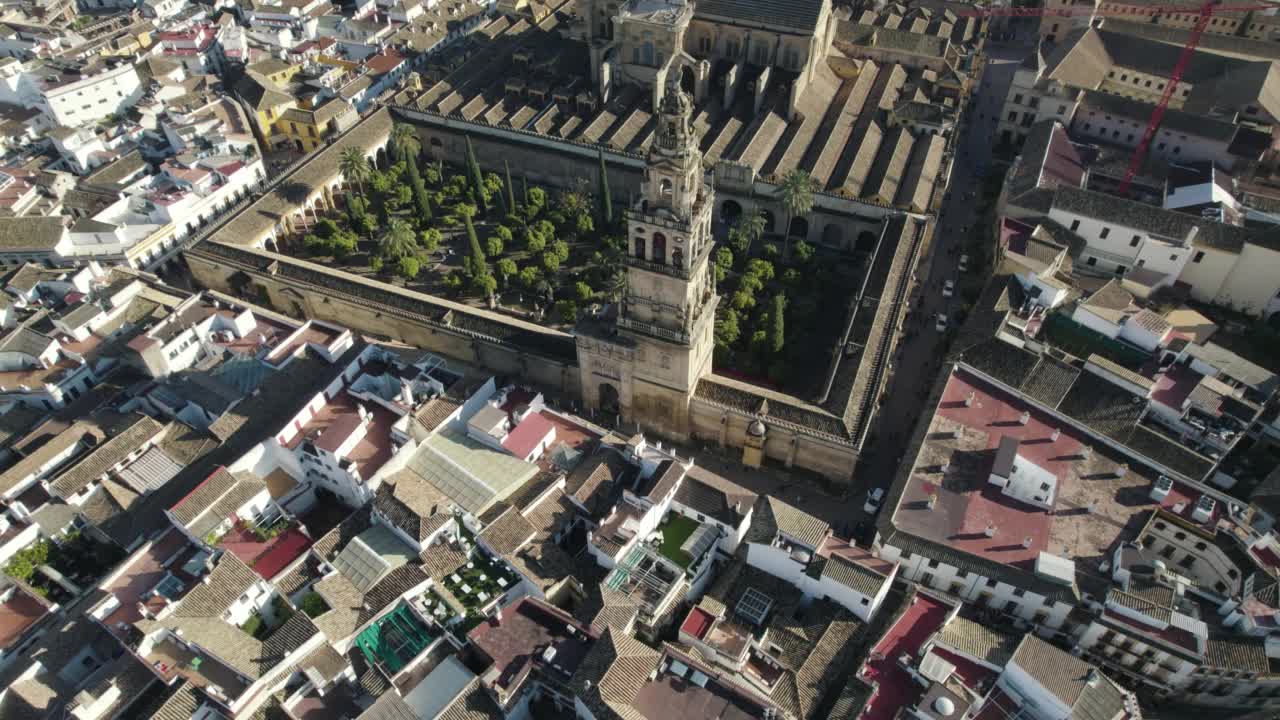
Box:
[942,280,955,298]
[959,254,971,272]
[864,487,885,515]
[936,313,949,332]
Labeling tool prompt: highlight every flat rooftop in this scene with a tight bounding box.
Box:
[98,528,205,639]
[859,593,951,720]
[467,597,595,693]
[285,390,399,479]
[0,584,47,649]
[632,647,770,720]
[891,368,1214,574]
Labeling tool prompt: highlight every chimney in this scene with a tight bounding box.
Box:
[1018,411,1030,425]
[984,524,997,538]
[965,391,975,408]
[939,461,951,474]
[925,492,937,510]
[1116,464,1128,478]
[1081,446,1093,459]
[1022,536,1033,549]
[1050,428,1060,442]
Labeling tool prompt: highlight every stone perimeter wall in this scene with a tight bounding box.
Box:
[689,398,860,483]
[185,244,581,397]
[186,240,863,482]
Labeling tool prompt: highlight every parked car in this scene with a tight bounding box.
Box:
[942,280,955,298]
[936,313,949,332]
[959,254,971,272]
[864,487,885,515]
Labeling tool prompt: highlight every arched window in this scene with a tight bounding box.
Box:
[642,42,655,66]
[634,237,646,259]
[652,233,667,264]
[672,247,684,267]
[659,178,673,200]
[720,200,742,224]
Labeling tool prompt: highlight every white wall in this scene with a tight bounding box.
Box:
[44,63,143,128]
[876,542,1073,630]
[1073,306,1122,339]
[1214,243,1280,316]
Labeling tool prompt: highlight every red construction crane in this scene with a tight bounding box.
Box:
[956,2,1277,195]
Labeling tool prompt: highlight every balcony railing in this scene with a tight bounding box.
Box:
[618,316,689,344]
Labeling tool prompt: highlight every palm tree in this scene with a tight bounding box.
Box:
[778,169,818,255]
[736,205,768,259]
[602,270,627,302]
[382,218,418,260]
[391,123,420,164]
[339,148,371,197]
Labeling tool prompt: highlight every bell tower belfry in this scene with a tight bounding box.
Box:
[575,71,718,440]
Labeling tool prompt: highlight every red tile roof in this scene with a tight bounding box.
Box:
[680,606,713,641]
[365,50,405,75]
[1103,609,1200,654]
[0,585,47,649]
[502,413,555,458]
[861,594,951,720]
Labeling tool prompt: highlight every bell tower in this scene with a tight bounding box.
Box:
[574,70,716,440]
[613,71,718,438]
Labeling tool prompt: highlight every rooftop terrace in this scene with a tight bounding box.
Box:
[892,368,1215,575]
[0,584,47,650]
[858,593,951,720]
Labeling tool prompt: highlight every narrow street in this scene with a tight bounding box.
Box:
[842,22,1039,538]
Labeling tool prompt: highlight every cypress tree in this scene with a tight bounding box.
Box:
[412,177,433,222]
[495,167,509,217]
[597,149,612,227]
[504,160,517,213]
[521,175,530,207]
[466,213,488,279]
[769,293,786,354]
[464,136,487,215]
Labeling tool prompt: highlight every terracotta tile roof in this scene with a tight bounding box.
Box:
[571,628,662,720]
[565,449,629,519]
[415,395,461,432]
[172,552,259,618]
[478,505,536,555]
[169,467,240,526]
[142,680,203,720]
[934,615,1021,667]
[372,471,451,542]
[746,496,830,549]
[819,553,889,598]
[297,642,349,683]
[357,691,418,720]
[1009,635,1129,720]
[46,412,165,497]
[436,676,505,720]
[186,471,267,538]
[1203,635,1269,673]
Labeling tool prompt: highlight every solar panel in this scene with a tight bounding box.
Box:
[736,587,774,626]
